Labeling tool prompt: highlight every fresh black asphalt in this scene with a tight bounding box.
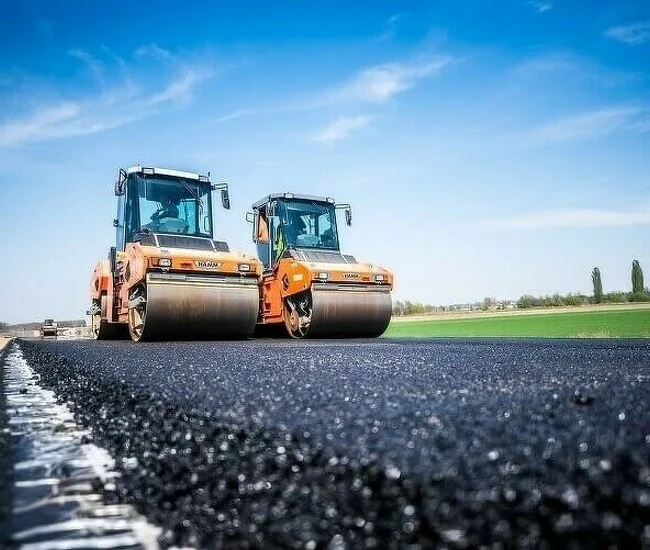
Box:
[2,337,650,549]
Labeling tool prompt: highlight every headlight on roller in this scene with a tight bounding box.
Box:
[375,274,385,282]
[238,263,251,272]
[317,272,329,280]
[158,258,172,267]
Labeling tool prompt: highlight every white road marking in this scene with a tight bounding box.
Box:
[4,345,163,550]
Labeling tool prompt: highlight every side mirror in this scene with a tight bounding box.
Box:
[336,203,352,226]
[212,182,230,209]
[245,212,254,223]
[114,168,126,196]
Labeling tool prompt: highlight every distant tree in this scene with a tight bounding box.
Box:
[517,294,538,308]
[480,297,495,311]
[591,267,603,304]
[564,293,587,306]
[603,291,628,303]
[632,260,644,295]
[0,321,8,331]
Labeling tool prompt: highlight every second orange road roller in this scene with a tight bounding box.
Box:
[89,165,262,341]
[248,193,393,338]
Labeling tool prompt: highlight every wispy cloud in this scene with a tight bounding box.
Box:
[311,115,373,143]
[480,208,650,229]
[524,106,648,145]
[0,51,214,148]
[212,57,451,124]
[387,13,407,26]
[134,43,175,61]
[604,21,650,45]
[326,58,451,105]
[374,12,408,42]
[528,1,553,14]
[144,67,211,107]
[511,50,644,88]
[68,48,105,85]
[211,108,256,123]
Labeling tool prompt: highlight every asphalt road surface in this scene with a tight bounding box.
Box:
[2,337,650,549]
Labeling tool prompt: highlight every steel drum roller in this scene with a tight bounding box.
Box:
[308,285,392,338]
[136,275,259,340]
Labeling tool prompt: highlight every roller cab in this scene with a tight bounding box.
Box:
[89,166,261,341]
[249,193,393,338]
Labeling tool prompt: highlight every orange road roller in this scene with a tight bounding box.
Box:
[89,166,262,341]
[248,193,393,338]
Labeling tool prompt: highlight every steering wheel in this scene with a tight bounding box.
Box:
[158,217,189,234]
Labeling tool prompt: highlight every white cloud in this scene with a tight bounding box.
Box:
[328,58,451,105]
[529,1,553,14]
[0,103,80,147]
[0,57,213,147]
[480,208,650,229]
[134,43,175,61]
[68,48,105,84]
[144,67,212,107]
[311,115,372,143]
[525,106,647,145]
[211,57,451,124]
[212,109,257,123]
[604,21,650,45]
[387,13,407,26]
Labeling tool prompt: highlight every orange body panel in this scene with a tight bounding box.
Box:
[116,244,261,323]
[259,257,393,325]
[90,260,111,300]
[91,244,262,325]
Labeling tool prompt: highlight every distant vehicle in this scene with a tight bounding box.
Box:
[41,319,58,338]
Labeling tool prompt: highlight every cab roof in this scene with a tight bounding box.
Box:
[126,166,211,183]
[252,192,336,209]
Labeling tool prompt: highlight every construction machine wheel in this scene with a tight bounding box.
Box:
[127,285,148,342]
[91,295,128,340]
[90,296,105,339]
[283,287,392,338]
[283,293,312,339]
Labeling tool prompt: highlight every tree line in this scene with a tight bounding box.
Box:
[590,259,649,303]
[518,259,649,308]
[392,301,438,316]
[393,259,650,315]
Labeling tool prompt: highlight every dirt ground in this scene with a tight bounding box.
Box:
[0,338,11,351]
[390,302,650,323]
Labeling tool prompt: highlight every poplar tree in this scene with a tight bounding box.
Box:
[632,260,644,294]
[591,267,603,303]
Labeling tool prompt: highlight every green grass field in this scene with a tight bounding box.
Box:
[384,308,650,338]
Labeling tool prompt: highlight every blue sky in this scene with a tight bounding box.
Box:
[0,0,649,323]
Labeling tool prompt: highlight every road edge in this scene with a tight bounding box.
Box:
[0,337,14,547]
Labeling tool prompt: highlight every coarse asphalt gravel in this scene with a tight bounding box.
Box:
[2,337,650,549]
